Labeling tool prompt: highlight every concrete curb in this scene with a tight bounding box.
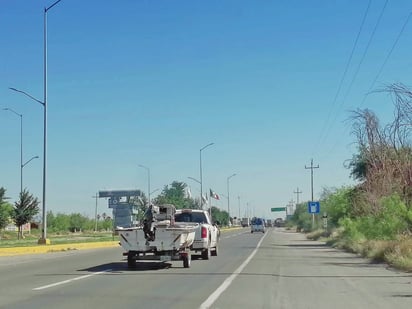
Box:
[0,241,119,257]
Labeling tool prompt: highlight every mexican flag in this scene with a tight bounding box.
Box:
[210,189,220,200]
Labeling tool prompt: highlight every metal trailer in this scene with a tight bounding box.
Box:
[116,204,198,268]
[118,224,197,268]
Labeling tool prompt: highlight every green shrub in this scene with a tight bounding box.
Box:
[339,194,411,241]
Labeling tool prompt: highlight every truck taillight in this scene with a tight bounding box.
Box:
[201,226,208,239]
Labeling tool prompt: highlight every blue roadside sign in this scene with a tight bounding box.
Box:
[308,201,320,214]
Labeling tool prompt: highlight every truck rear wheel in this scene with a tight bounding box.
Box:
[211,245,218,256]
[201,247,211,260]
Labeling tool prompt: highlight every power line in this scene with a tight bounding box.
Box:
[325,0,389,156]
[341,0,389,104]
[322,0,389,157]
[361,11,412,105]
[314,0,372,153]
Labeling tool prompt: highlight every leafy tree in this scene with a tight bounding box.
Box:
[347,152,368,181]
[101,216,113,231]
[47,211,71,233]
[12,189,40,239]
[210,206,229,226]
[0,187,13,235]
[155,181,195,209]
[291,202,313,232]
[69,213,88,232]
[320,186,354,227]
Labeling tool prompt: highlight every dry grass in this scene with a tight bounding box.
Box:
[307,229,330,240]
[361,240,389,262]
[383,237,412,271]
[329,236,412,272]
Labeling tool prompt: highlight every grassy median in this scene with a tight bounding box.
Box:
[0,230,115,248]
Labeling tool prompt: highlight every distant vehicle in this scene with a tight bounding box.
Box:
[251,217,265,233]
[175,209,220,260]
[266,219,273,227]
[274,218,285,227]
[241,217,250,227]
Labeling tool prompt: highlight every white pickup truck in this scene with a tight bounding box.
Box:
[174,209,220,260]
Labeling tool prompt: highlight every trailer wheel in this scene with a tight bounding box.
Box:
[183,254,191,268]
[127,252,137,269]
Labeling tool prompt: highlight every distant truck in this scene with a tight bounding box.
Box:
[266,219,273,227]
[241,217,250,227]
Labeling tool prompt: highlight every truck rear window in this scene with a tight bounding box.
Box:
[175,212,207,224]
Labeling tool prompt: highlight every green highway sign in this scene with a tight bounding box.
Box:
[271,207,286,212]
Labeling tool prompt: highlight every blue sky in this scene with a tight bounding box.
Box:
[1,0,412,219]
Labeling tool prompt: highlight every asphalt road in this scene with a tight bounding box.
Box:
[0,228,411,309]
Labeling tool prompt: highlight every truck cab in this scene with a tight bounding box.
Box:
[175,209,220,260]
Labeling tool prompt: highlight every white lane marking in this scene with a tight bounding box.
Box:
[221,231,249,239]
[33,269,112,291]
[200,232,268,308]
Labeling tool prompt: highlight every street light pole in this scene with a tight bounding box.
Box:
[226,173,236,218]
[238,195,241,219]
[3,108,23,194]
[92,193,98,232]
[199,142,214,209]
[9,0,62,245]
[138,165,151,205]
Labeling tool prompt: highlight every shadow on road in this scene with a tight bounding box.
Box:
[79,261,172,272]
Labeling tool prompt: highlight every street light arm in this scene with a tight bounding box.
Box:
[46,0,63,12]
[188,176,201,184]
[22,156,39,168]
[138,164,149,170]
[200,142,214,151]
[9,87,44,106]
[228,173,237,181]
[3,107,22,117]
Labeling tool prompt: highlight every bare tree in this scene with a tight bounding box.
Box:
[349,83,412,210]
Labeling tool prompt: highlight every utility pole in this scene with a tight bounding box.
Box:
[305,159,319,227]
[305,159,319,201]
[294,187,302,204]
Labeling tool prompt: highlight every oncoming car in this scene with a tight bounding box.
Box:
[251,217,265,233]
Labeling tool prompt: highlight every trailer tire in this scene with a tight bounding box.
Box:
[127,252,137,269]
[183,254,191,268]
